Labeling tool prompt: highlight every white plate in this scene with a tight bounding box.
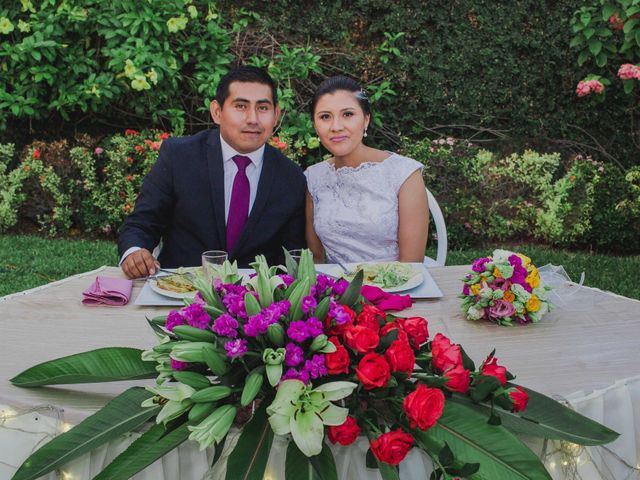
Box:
[148,276,197,300]
[327,263,425,293]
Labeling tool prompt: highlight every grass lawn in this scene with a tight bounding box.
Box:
[1,234,638,300]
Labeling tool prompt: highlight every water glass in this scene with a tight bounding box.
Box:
[288,248,304,263]
[202,250,228,282]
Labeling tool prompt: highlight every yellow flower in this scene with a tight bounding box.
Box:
[131,75,151,91]
[493,267,502,279]
[307,137,320,149]
[17,20,30,32]
[187,5,198,18]
[167,15,187,33]
[0,17,14,35]
[20,0,35,13]
[517,253,531,267]
[525,295,541,312]
[526,265,540,288]
[88,84,100,97]
[503,290,515,303]
[124,59,137,78]
[145,68,158,85]
[470,283,481,295]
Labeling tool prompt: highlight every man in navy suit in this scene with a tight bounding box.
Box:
[118,66,306,278]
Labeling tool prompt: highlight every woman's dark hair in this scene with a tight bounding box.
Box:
[215,65,278,106]
[310,75,371,117]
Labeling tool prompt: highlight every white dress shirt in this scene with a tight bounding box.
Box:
[120,134,266,264]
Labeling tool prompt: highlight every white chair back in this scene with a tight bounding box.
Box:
[424,188,448,266]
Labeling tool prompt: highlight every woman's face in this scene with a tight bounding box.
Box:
[312,90,370,158]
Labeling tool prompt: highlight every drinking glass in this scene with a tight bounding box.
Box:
[288,248,304,263]
[202,250,228,282]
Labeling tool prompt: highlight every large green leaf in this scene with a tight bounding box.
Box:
[225,402,274,480]
[338,269,363,307]
[417,401,551,480]
[285,441,338,480]
[10,347,157,386]
[93,422,191,480]
[453,386,618,446]
[12,387,159,480]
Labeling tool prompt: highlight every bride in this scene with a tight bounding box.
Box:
[305,76,429,264]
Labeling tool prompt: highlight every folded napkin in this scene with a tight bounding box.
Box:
[82,276,133,306]
[360,285,413,311]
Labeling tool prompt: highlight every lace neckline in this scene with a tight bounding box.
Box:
[325,152,397,173]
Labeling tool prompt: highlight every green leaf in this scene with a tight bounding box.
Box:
[416,401,551,480]
[623,79,635,94]
[583,27,595,39]
[602,5,617,20]
[596,52,607,67]
[286,441,338,480]
[636,29,640,46]
[454,386,618,446]
[580,12,592,26]
[225,402,274,480]
[283,246,299,277]
[577,50,589,66]
[12,388,159,480]
[338,269,363,307]
[623,18,639,33]
[93,422,190,480]
[10,347,157,386]
[588,39,602,55]
[569,36,583,48]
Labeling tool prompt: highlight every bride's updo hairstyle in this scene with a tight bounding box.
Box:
[310,75,371,117]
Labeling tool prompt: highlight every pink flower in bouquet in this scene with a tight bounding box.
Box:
[402,384,445,431]
[384,339,415,376]
[324,303,355,336]
[301,295,317,314]
[224,338,248,358]
[281,367,310,384]
[284,343,304,367]
[431,333,462,372]
[508,386,529,412]
[303,354,327,379]
[181,303,211,329]
[328,416,361,446]
[443,363,470,393]
[481,355,507,385]
[356,352,390,389]
[397,316,429,349]
[166,310,185,331]
[370,429,414,465]
[211,313,238,337]
[170,359,189,370]
[472,257,491,273]
[345,325,380,353]
[356,304,385,333]
[488,300,516,320]
[617,63,640,81]
[325,336,350,374]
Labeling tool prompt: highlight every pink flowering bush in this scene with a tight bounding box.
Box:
[575,79,605,97]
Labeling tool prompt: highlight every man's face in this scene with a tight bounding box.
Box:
[210,81,280,154]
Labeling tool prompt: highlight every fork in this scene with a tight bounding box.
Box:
[336,260,355,277]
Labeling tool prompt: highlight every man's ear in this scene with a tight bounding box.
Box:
[210,100,222,125]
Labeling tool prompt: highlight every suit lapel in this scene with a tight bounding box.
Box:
[206,130,227,250]
[230,145,277,256]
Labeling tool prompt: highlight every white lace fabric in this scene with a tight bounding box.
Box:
[305,153,423,264]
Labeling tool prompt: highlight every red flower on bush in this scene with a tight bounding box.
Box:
[508,386,529,412]
[384,339,415,376]
[370,429,414,465]
[397,316,429,348]
[158,132,170,140]
[126,175,134,182]
[345,325,379,353]
[431,333,462,372]
[325,336,350,374]
[126,156,134,164]
[402,384,445,431]
[32,148,41,159]
[481,354,507,385]
[327,416,361,446]
[609,14,624,31]
[356,304,385,333]
[134,145,144,153]
[443,363,470,393]
[125,129,139,136]
[355,352,390,390]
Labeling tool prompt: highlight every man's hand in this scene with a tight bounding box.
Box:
[121,248,160,279]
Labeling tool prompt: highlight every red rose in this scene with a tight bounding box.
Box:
[380,321,409,343]
[508,386,528,412]
[32,148,41,159]
[325,336,350,374]
[356,352,390,390]
[324,305,356,337]
[345,325,380,353]
[370,429,414,465]
[398,316,429,348]
[356,304,385,333]
[431,333,462,372]
[402,384,445,431]
[443,363,470,393]
[481,354,507,386]
[327,416,361,446]
[384,339,415,376]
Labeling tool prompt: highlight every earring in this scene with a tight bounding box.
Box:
[363,130,368,138]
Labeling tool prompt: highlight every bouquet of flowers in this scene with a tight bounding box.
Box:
[11,250,615,480]
[460,249,554,326]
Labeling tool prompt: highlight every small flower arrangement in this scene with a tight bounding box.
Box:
[11,250,615,480]
[461,249,554,326]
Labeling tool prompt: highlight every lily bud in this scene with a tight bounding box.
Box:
[310,334,329,352]
[267,323,285,346]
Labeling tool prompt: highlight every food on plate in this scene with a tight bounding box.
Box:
[348,262,419,289]
[155,273,196,294]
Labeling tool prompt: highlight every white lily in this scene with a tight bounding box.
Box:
[141,383,196,424]
[266,380,357,457]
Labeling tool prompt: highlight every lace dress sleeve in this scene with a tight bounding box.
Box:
[385,154,424,193]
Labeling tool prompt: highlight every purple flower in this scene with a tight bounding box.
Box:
[331,279,349,296]
[94,147,104,155]
[285,343,304,367]
[488,300,516,319]
[472,257,491,273]
[314,275,335,296]
[279,274,295,287]
[193,292,206,304]
[329,301,351,325]
[224,339,248,358]
[222,293,247,319]
[181,303,211,330]
[287,320,311,343]
[301,295,317,314]
[305,317,324,337]
[281,368,310,384]
[462,284,471,296]
[244,313,270,337]
[212,313,239,337]
[170,359,188,370]
[262,300,290,324]
[508,255,522,267]
[166,310,185,332]
[303,354,327,379]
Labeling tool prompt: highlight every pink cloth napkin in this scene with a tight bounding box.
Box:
[361,285,413,311]
[82,276,133,306]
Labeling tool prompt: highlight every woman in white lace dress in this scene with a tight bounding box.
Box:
[305,76,429,264]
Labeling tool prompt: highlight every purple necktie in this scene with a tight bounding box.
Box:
[226,155,252,252]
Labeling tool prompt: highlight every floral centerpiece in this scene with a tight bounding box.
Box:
[460,249,554,326]
[11,250,615,480]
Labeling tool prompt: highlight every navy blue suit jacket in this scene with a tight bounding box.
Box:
[118,129,306,267]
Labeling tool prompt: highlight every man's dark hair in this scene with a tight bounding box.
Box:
[310,75,371,117]
[215,66,278,107]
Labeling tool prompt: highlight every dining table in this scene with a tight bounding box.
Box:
[1,264,639,480]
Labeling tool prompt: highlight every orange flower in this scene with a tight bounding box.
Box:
[503,290,515,303]
[493,267,502,278]
[525,295,541,312]
[23,165,31,172]
[470,283,481,295]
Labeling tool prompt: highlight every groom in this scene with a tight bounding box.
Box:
[118,66,307,278]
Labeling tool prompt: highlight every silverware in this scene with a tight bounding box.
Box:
[336,260,354,277]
